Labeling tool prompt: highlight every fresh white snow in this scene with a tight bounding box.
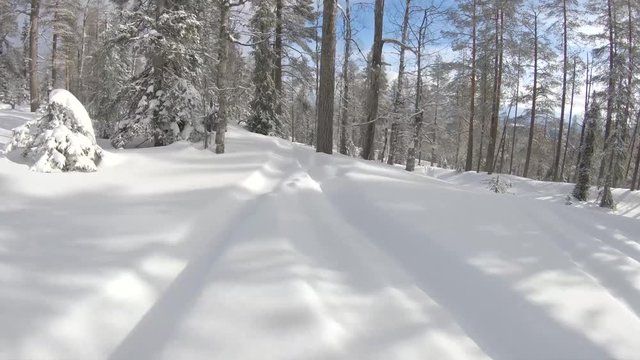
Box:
[48,89,96,139]
[1,107,640,360]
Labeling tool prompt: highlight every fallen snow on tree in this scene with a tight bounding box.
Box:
[5,89,102,172]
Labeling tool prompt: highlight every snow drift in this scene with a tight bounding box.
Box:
[5,89,102,172]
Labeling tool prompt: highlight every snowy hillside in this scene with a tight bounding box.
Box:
[416,165,640,221]
[1,108,640,360]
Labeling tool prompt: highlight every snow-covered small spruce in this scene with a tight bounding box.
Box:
[485,175,512,194]
[572,95,599,201]
[5,89,103,172]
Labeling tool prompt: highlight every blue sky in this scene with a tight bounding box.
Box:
[333,0,601,118]
[335,0,457,72]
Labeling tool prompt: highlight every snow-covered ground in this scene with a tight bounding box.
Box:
[415,164,640,221]
[1,107,640,360]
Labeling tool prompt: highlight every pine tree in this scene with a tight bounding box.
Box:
[247,0,280,136]
[573,94,599,201]
[0,0,25,108]
[109,1,202,148]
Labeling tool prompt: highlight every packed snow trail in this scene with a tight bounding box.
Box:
[1,108,640,360]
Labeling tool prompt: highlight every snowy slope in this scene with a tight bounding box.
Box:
[1,107,640,360]
[418,165,640,220]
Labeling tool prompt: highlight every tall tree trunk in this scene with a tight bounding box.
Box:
[215,0,230,154]
[339,0,352,155]
[575,54,591,181]
[560,58,577,180]
[496,101,513,173]
[455,77,463,168]
[77,0,90,102]
[623,0,635,185]
[362,0,385,160]
[553,0,569,181]
[486,3,503,174]
[152,0,166,146]
[509,52,521,175]
[477,59,488,173]
[406,10,428,172]
[627,121,639,180]
[312,0,320,146]
[387,0,411,165]
[432,76,439,166]
[465,0,477,171]
[274,0,283,118]
[380,128,389,161]
[291,89,296,142]
[630,111,640,191]
[315,0,337,154]
[523,12,538,178]
[632,112,640,191]
[598,0,616,185]
[51,0,59,89]
[29,0,40,112]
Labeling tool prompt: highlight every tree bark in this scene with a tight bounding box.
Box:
[560,57,577,180]
[598,0,616,185]
[152,0,166,146]
[215,0,230,154]
[432,76,439,166]
[315,0,337,154]
[274,0,283,117]
[523,11,538,178]
[477,59,488,173]
[623,0,635,185]
[632,112,640,191]
[574,54,591,181]
[406,10,428,171]
[29,0,40,112]
[552,0,568,181]
[486,3,503,174]
[509,52,521,175]
[312,0,320,146]
[387,0,411,165]
[362,0,385,160]
[339,0,352,155]
[77,0,90,102]
[51,0,59,89]
[464,0,477,171]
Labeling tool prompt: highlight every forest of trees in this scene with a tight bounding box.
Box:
[1,0,640,203]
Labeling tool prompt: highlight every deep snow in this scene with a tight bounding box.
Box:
[1,108,640,360]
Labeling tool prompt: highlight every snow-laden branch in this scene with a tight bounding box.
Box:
[382,38,417,54]
[229,34,269,47]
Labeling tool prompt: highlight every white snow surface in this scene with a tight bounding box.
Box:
[1,108,640,360]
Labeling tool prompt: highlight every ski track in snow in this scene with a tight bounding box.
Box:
[1,108,640,360]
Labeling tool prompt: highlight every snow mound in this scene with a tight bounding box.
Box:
[5,89,102,172]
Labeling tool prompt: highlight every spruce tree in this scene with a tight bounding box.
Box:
[109,1,202,148]
[573,95,599,201]
[247,0,280,136]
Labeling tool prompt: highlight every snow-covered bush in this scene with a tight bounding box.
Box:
[5,89,103,172]
[565,194,573,205]
[485,175,512,194]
